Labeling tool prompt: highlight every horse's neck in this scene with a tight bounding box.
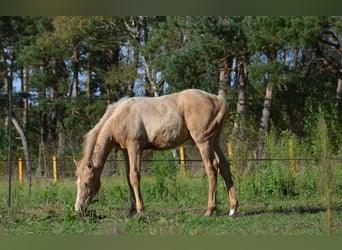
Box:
[90,133,115,170]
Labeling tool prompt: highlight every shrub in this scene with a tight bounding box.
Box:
[148,151,178,201]
[240,128,320,200]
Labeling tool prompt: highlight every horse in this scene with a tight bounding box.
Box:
[74,89,239,217]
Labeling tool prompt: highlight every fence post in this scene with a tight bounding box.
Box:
[18,158,23,183]
[289,139,296,176]
[227,143,233,174]
[179,146,186,178]
[227,142,233,160]
[53,155,57,182]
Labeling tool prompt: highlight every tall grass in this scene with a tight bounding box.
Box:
[315,118,333,234]
[148,151,178,201]
[1,123,341,235]
[238,127,341,203]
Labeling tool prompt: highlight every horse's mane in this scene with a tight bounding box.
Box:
[76,97,128,174]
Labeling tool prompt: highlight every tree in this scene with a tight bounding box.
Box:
[0,16,35,175]
[1,16,341,177]
[122,16,166,96]
[242,16,328,159]
[318,17,342,108]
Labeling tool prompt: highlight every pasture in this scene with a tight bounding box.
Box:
[1,158,342,235]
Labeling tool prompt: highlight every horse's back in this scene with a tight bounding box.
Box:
[112,89,227,149]
[112,92,187,149]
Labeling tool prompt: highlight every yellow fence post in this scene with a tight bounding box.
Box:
[289,139,296,176]
[227,142,233,159]
[227,142,233,174]
[179,146,186,178]
[53,155,57,182]
[18,158,23,183]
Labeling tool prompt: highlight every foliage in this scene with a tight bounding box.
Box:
[315,118,334,234]
[1,160,342,235]
[149,150,178,200]
[0,16,341,180]
[241,129,316,199]
[2,16,342,237]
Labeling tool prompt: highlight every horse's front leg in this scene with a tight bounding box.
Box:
[123,150,137,216]
[126,145,144,215]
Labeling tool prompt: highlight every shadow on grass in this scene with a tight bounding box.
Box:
[78,199,342,220]
[239,203,342,217]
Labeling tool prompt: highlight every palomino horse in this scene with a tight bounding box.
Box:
[74,89,239,217]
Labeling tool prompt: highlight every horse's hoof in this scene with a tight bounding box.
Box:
[228,201,239,217]
[204,211,211,217]
[127,207,137,217]
[229,209,236,217]
[204,208,215,217]
[136,210,144,216]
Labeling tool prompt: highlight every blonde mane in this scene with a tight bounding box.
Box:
[76,98,127,175]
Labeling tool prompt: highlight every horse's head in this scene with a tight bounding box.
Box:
[74,159,101,214]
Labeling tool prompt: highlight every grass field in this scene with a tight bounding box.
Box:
[1,167,341,235]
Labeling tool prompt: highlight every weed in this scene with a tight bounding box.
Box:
[149,151,178,201]
[316,118,334,235]
[1,128,341,235]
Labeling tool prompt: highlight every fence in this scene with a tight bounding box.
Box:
[1,143,341,183]
[0,147,201,182]
[2,143,342,214]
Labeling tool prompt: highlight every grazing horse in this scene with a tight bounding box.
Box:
[74,89,239,217]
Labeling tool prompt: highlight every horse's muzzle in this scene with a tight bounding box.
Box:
[75,203,87,215]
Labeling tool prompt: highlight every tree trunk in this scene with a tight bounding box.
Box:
[51,58,68,158]
[21,66,29,132]
[125,40,135,97]
[37,110,48,177]
[57,107,66,157]
[71,47,79,98]
[335,57,342,109]
[336,77,342,108]
[218,58,231,97]
[124,17,161,97]
[36,63,48,177]
[256,83,273,159]
[11,114,32,176]
[233,58,247,139]
[86,52,91,97]
[293,48,298,66]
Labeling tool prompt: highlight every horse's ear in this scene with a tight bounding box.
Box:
[73,158,78,167]
[87,161,94,169]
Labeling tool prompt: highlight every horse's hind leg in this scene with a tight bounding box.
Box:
[197,141,218,217]
[214,143,239,217]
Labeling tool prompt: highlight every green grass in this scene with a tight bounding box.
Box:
[1,173,341,235]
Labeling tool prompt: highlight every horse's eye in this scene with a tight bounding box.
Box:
[85,183,91,188]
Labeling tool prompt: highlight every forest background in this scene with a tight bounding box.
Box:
[0,16,341,178]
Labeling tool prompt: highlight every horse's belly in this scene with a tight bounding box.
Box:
[147,122,190,150]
